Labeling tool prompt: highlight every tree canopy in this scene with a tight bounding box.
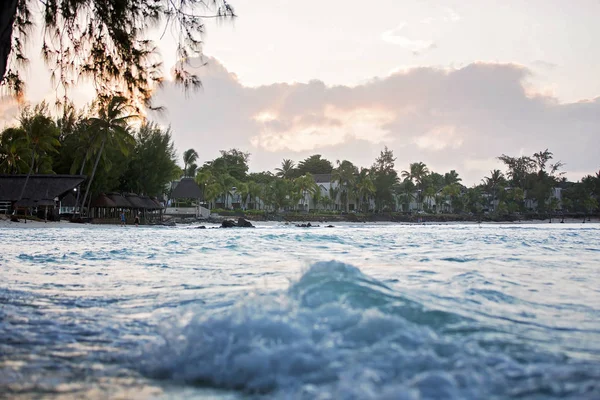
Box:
[296,154,333,176]
[1,0,235,107]
[1,98,179,203]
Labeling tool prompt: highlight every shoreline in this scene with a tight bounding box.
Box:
[1,215,598,228]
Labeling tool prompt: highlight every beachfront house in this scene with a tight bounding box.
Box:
[304,174,356,212]
[0,174,86,219]
[167,178,208,218]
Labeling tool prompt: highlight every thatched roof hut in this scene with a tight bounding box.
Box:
[0,175,85,202]
[139,196,158,210]
[106,192,132,209]
[36,198,56,207]
[14,198,37,208]
[171,178,203,200]
[91,193,118,208]
[124,193,146,209]
[151,197,164,209]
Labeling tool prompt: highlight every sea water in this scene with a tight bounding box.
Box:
[0,222,599,399]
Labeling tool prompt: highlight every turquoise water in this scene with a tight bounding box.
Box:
[1,222,599,399]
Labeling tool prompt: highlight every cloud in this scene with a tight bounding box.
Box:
[381,24,436,55]
[151,57,600,185]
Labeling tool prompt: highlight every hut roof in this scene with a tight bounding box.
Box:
[91,193,117,208]
[124,193,147,209]
[151,197,164,209]
[139,196,158,210]
[106,192,133,208]
[0,174,85,202]
[14,198,37,208]
[36,198,56,207]
[171,178,203,200]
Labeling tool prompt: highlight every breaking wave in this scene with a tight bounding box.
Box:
[139,261,600,399]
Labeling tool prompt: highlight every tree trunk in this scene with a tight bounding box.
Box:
[18,148,36,201]
[73,155,89,214]
[80,138,106,217]
[73,132,99,214]
[0,0,18,81]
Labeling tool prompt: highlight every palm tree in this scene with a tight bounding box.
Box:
[355,169,375,212]
[186,162,198,178]
[17,104,61,202]
[311,189,322,212]
[442,184,462,213]
[435,192,446,213]
[444,170,462,186]
[215,173,237,209]
[482,169,505,211]
[236,181,250,210]
[69,120,99,214]
[247,181,263,210]
[401,162,429,210]
[195,169,214,209]
[204,182,221,210]
[397,179,416,211]
[333,160,357,212]
[423,185,436,211]
[275,158,295,179]
[328,185,340,211]
[80,96,136,216]
[182,149,199,177]
[0,127,28,174]
[294,173,319,211]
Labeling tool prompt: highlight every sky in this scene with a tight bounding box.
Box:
[2,0,600,185]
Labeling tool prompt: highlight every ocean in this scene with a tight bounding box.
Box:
[1,222,599,399]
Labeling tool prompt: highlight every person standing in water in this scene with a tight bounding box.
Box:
[120,210,126,226]
[134,214,140,227]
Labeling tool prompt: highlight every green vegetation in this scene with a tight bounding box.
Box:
[1,99,598,221]
[186,146,599,219]
[0,97,179,212]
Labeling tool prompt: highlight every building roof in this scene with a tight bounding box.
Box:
[124,193,147,209]
[171,178,203,199]
[14,198,37,208]
[91,193,118,208]
[313,174,333,183]
[151,197,164,208]
[106,192,133,208]
[0,174,86,202]
[36,198,57,207]
[139,196,159,210]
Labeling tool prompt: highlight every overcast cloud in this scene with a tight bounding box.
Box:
[151,57,599,185]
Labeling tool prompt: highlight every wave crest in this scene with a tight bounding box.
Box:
[138,261,600,399]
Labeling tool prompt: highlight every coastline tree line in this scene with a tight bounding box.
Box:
[1,99,598,218]
[188,146,599,218]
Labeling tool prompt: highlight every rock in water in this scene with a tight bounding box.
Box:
[237,218,254,228]
[221,220,237,228]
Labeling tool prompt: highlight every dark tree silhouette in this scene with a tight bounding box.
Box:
[1,0,235,107]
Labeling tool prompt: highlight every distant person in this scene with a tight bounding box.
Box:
[120,211,126,226]
[134,214,140,227]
